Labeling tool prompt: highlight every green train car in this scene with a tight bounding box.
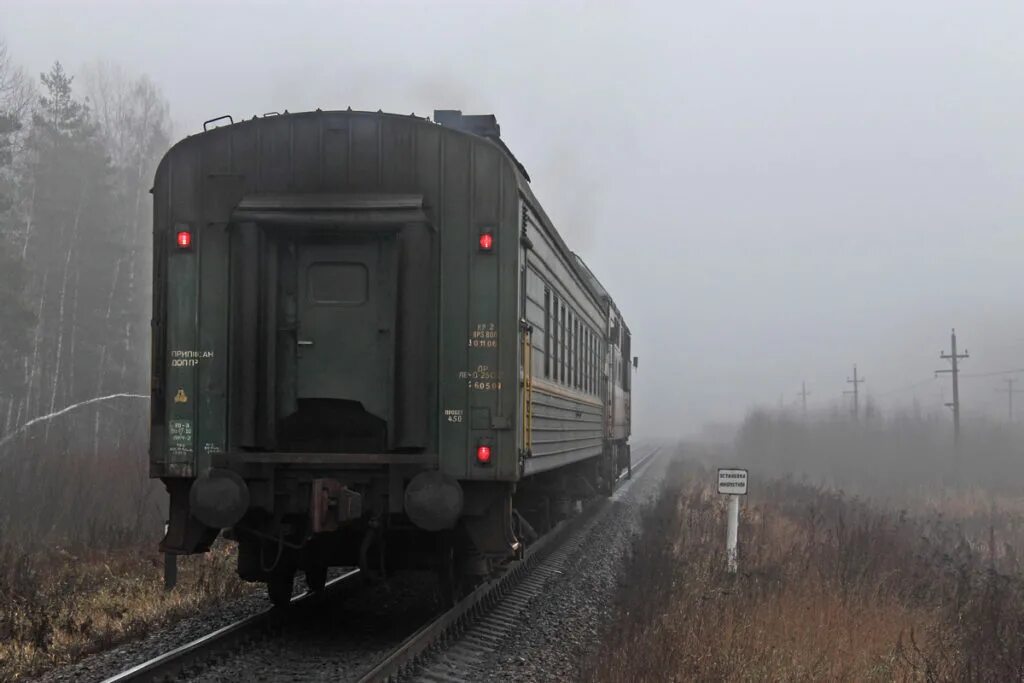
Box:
[151,109,634,603]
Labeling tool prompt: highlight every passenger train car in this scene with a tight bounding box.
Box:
[150,109,634,604]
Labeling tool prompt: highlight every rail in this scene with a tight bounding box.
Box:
[357,445,660,683]
[100,569,361,683]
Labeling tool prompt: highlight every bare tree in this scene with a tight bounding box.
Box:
[0,38,34,436]
[0,38,34,136]
[0,48,168,545]
[81,62,170,454]
[0,56,168,456]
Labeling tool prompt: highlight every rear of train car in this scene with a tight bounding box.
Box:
[150,109,633,601]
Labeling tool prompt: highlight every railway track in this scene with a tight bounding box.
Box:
[100,569,363,683]
[102,446,659,683]
[359,445,660,683]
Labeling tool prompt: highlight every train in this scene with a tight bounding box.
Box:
[150,108,635,604]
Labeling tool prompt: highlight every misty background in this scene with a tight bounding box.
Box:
[4,0,1023,440]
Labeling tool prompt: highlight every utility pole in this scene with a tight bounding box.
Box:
[845,365,864,419]
[936,328,969,452]
[996,378,1023,421]
[798,381,810,415]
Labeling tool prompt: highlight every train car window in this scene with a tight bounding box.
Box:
[575,319,581,391]
[308,262,368,305]
[622,330,631,390]
[584,328,590,393]
[571,312,576,388]
[581,325,585,392]
[554,296,560,381]
[577,323,585,393]
[582,327,587,393]
[587,329,593,394]
[577,319,585,389]
[566,312,571,388]
[551,295,559,382]
[560,303,567,384]
[543,288,551,378]
[581,325,587,392]
[592,329,597,394]
[570,313,576,389]
[569,315,577,389]
[568,313,573,388]
[581,327,586,393]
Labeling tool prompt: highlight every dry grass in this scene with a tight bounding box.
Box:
[0,434,249,682]
[0,539,250,681]
[586,457,1024,682]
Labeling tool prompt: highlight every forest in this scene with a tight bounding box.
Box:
[0,39,170,547]
[0,41,244,680]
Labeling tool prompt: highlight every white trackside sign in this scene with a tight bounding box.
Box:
[717,468,748,495]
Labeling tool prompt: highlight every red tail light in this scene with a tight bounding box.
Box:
[176,230,192,249]
[476,445,492,464]
[478,231,494,251]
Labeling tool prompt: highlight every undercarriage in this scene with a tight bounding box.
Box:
[161,443,626,606]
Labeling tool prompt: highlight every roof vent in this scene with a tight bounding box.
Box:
[434,110,501,139]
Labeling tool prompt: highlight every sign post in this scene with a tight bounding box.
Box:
[717,468,748,574]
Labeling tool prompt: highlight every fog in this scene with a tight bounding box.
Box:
[5,0,1023,438]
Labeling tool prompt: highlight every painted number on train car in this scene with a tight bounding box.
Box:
[169,420,193,458]
[458,365,502,391]
[468,323,498,348]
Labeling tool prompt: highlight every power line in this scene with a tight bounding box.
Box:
[960,368,1024,379]
[872,368,1024,398]
[874,376,937,397]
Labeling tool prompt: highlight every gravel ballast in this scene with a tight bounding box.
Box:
[36,590,270,683]
[185,572,440,683]
[417,451,668,682]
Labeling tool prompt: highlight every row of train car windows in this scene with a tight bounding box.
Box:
[542,287,600,396]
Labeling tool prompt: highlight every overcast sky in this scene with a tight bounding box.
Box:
[6,0,1023,436]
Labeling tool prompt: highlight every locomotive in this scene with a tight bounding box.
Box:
[150,109,634,604]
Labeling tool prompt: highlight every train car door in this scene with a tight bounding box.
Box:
[295,237,396,423]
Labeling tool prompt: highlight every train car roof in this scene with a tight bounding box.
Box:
[429,112,622,317]
[170,108,625,323]
[514,152,622,321]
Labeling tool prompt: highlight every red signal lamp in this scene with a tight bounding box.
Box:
[176,230,193,249]
[476,444,492,464]
[478,231,494,252]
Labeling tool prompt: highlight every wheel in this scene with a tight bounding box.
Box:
[305,565,327,593]
[267,572,294,607]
